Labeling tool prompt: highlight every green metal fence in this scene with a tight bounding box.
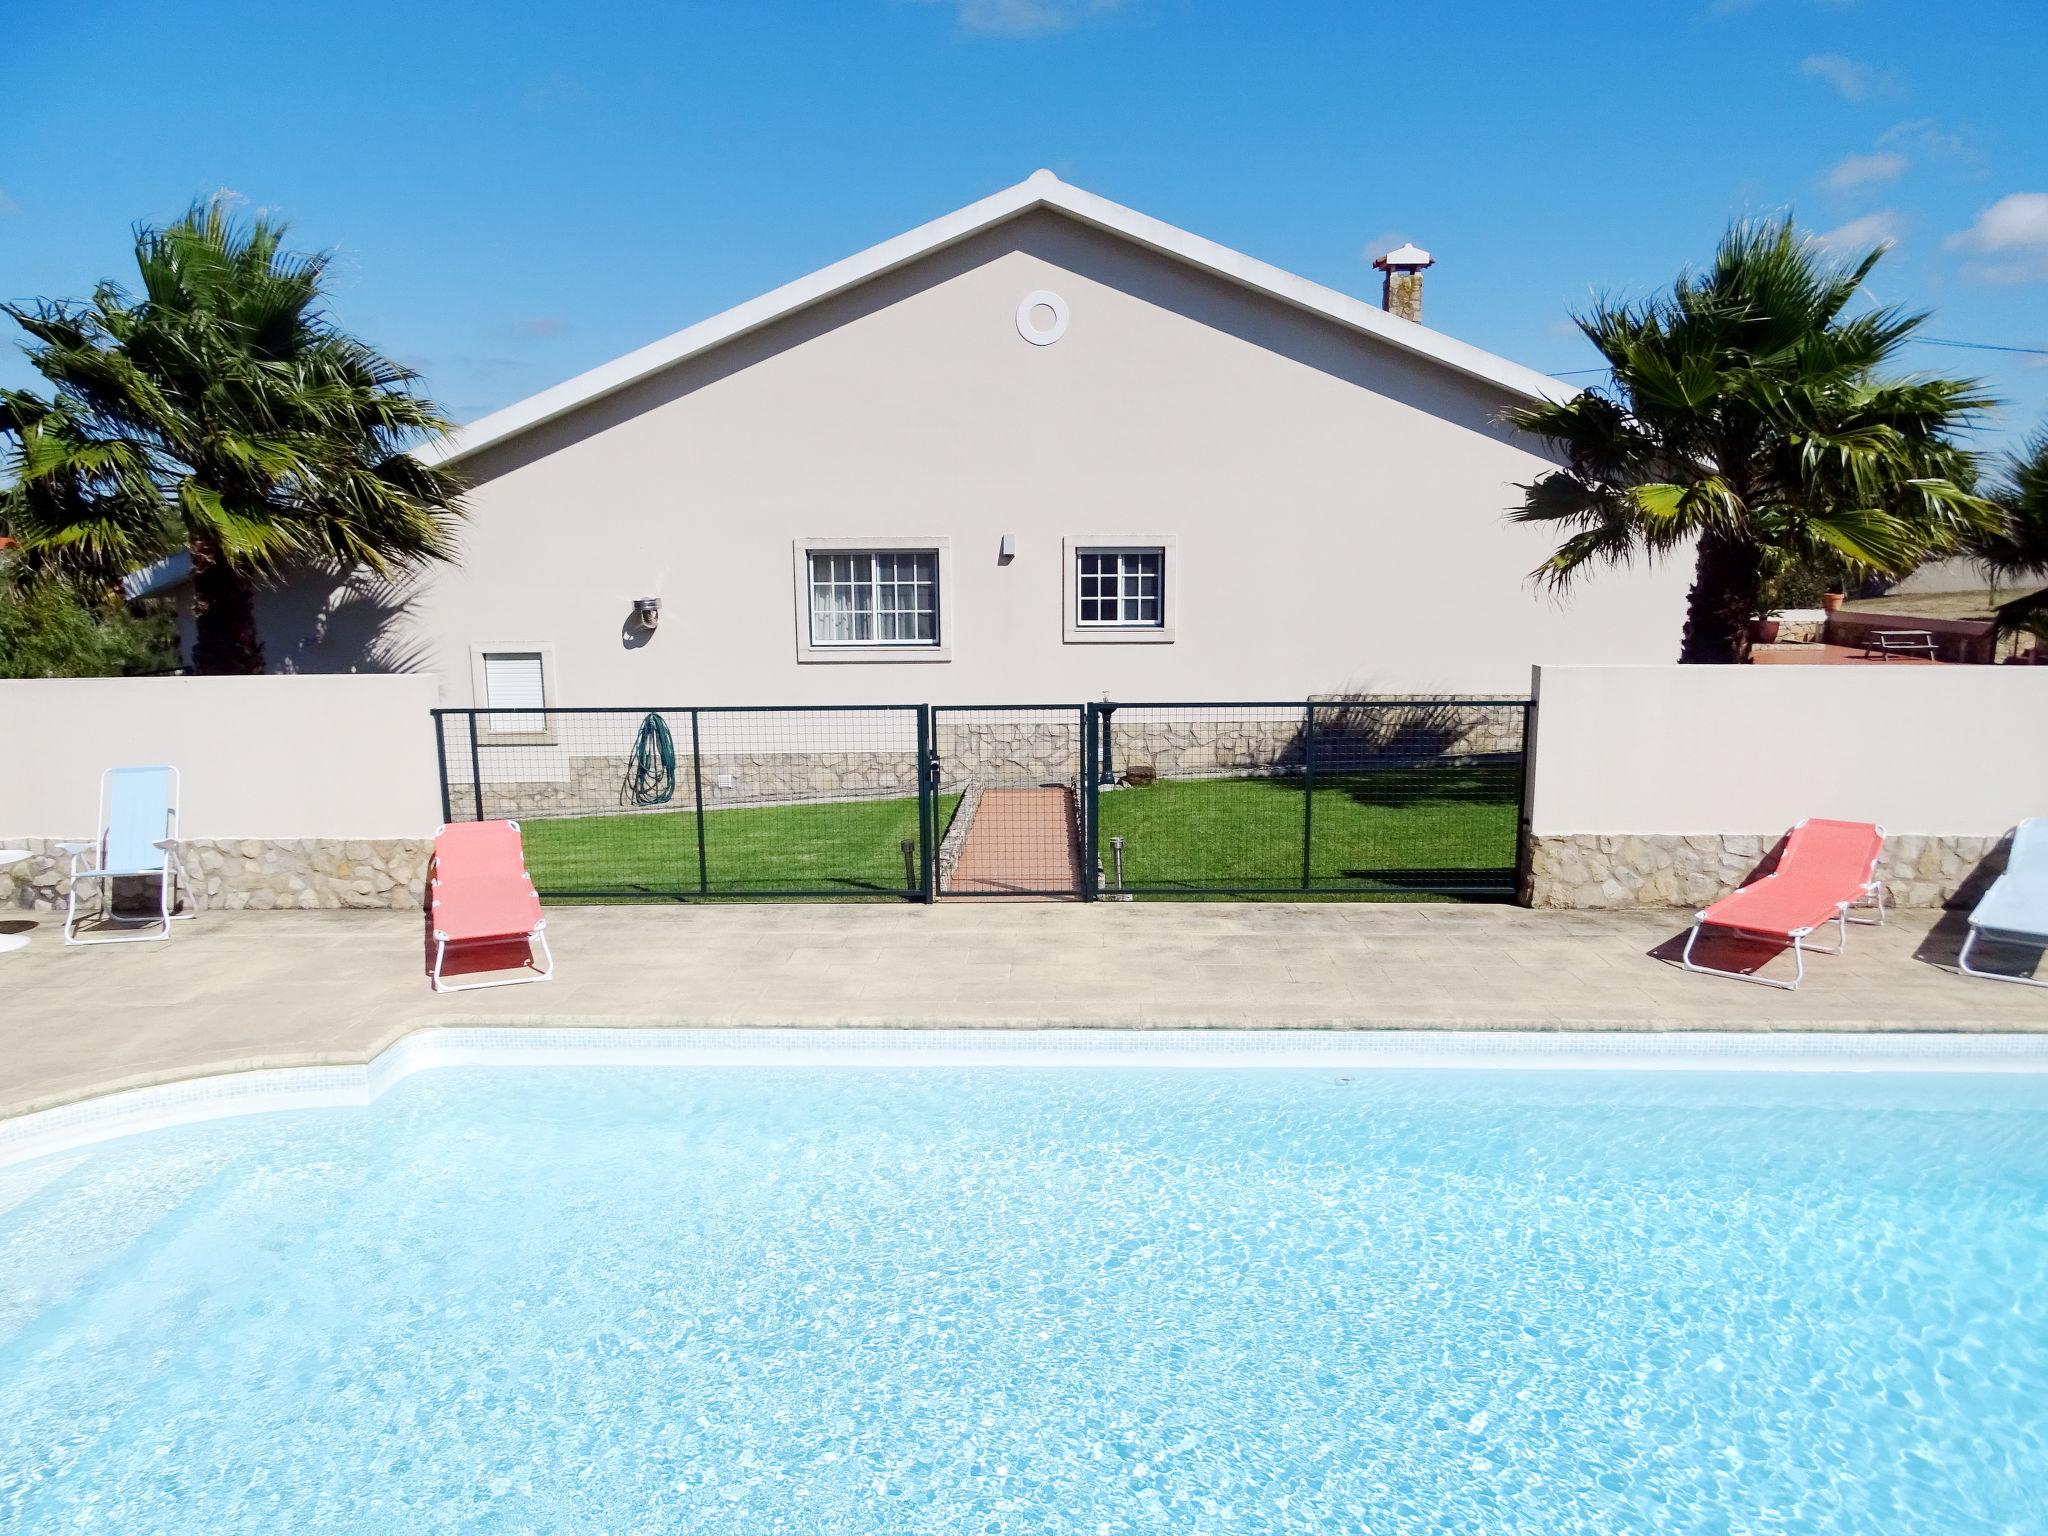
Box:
[431,696,1531,904]
[1084,699,1531,901]
[433,704,940,902]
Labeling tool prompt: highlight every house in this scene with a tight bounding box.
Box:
[141,171,1688,710]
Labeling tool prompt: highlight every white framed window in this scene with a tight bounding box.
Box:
[809,549,938,646]
[1076,548,1163,628]
[793,538,952,663]
[468,643,557,742]
[483,651,545,730]
[1064,536,1177,645]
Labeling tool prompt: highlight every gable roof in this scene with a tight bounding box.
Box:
[421,170,1568,468]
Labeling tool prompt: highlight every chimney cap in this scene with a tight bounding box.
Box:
[1373,243,1435,271]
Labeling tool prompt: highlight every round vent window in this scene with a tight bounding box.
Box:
[1016,289,1069,346]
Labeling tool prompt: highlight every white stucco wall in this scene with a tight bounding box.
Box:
[1527,664,2048,836]
[0,676,441,838]
[249,211,1689,703]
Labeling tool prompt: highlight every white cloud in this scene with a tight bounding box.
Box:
[1359,229,1412,264]
[514,316,570,338]
[1824,150,1906,191]
[1945,192,2048,283]
[1799,53,1898,100]
[1946,192,2048,253]
[913,0,1124,37]
[1878,117,1969,159]
[1814,211,1900,254]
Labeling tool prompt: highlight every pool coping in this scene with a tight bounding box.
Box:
[7,1023,2048,1169]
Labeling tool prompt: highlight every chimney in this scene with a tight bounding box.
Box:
[1372,243,1434,323]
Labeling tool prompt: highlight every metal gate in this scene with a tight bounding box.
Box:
[1081,698,1531,901]
[929,705,1089,899]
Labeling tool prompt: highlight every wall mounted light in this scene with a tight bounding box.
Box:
[632,596,662,630]
[999,533,1017,562]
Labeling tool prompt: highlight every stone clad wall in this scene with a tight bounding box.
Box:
[1111,701,1526,782]
[448,749,924,821]
[1525,832,2009,911]
[937,720,1081,790]
[2,836,431,913]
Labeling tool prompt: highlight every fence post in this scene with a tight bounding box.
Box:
[1081,704,1100,900]
[1514,697,1536,905]
[916,705,937,903]
[689,709,709,896]
[431,710,452,825]
[1299,701,1318,891]
[466,711,485,822]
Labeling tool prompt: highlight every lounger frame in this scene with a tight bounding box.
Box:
[429,819,555,993]
[1955,818,2048,988]
[1957,925,2048,988]
[1679,819,1887,990]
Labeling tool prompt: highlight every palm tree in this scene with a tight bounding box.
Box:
[1506,218,1999,663]
[1968,431,2048,648]
[0,198,463,673]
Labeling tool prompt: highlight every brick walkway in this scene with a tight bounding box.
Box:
[1752,643,1942,665]
[943,787,1083,898]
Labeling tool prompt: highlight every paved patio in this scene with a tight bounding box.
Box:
[4,901,2045,1120]
[1751,642,1944,665]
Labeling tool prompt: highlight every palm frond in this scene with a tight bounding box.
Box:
[1505,212,1990,615]
[1,199,465,613]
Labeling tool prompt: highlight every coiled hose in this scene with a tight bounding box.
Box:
[621,711,677,806]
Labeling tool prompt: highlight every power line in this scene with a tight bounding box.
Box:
[1547,334,2048,378]
[1911,336,2048,356]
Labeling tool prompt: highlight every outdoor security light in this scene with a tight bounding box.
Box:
[633,596,662,630]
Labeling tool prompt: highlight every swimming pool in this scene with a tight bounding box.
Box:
[4,1042,2046,1533]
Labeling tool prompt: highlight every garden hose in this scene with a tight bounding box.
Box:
[621,711,677,806]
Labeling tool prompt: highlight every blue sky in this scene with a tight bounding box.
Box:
[4,0,2045,454]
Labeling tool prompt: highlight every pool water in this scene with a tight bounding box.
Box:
[3,1065,2046,1534]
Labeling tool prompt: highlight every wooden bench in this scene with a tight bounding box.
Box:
[1861,629,1939,660]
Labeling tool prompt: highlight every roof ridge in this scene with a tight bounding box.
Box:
[419,173,1567,467]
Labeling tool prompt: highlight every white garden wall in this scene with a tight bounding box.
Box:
[1,676,441,912]
[0,675,440,838]
[1525,664,2048,908]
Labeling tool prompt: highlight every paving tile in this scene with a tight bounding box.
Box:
[3,903,2046,1117]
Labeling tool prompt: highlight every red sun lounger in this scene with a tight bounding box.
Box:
[429,820,555,993]
[1680,818,1886,990]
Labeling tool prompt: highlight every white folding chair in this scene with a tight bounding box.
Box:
[60,765,194,944]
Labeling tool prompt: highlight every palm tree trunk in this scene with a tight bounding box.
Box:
[1678,532,1765,664]
[188,538,266,674]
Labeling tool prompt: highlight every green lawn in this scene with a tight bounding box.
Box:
[519,792,960,899]
[1096,763,1521,899]
[515,763,1518,902]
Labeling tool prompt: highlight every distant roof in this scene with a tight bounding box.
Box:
[420,170,1568,468]
[123,550,190,600]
